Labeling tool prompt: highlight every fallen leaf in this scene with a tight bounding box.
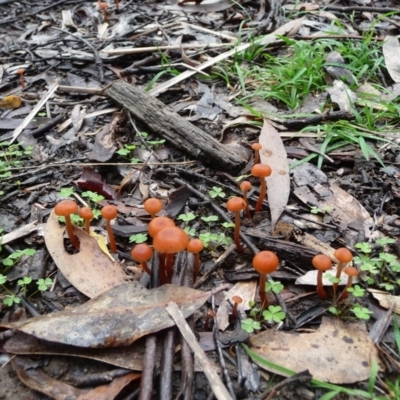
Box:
[383,36,400,83]
[368,289,400,314]
[258,119,290,232]
[0,283,212,347]
[75,167,117,200]
[249,317,382,383]
[44,210,127,298]
[0,95,22,109]
[326,80,357,112]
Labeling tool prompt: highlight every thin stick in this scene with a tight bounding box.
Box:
[165,302,232,400]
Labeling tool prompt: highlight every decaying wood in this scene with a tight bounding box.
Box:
[104,81,246,172]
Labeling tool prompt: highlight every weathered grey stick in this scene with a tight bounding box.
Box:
[104,81,246,172]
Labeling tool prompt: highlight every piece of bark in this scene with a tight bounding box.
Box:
[104,81,246,172]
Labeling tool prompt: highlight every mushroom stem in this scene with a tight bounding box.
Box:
[316,270,327,299]
[140,262,151,275]
[165,253,175,282]
[193,253,200,281]
[106,221,117,253]
[255,177,266,213]
[65,215,80,250]
[338,276,353,301]
[234,211,244,253]
[259,273,268,310]
[333,261,345,292]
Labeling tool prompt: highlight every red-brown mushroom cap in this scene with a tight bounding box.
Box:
[131,244,153,263]
[153,227,189,254]
[312,254,332,271]
[232,295,243,304]
[148,216,175,238]
[79,207,94,220]
[251,143,262,151]
[187,238,204,254]
[252,251,279,274]
[251,164,272,178]
[144,198,163,216]
[240,181,252,191]
[343,266,359,277]
[55,200,78,217]
[226,197,245,212]
[101,205,117,220]
[334,248,353,263]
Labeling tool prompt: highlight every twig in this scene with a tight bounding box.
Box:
[138,335,157,400]
[165,302,232,400]
[52,27,104,83]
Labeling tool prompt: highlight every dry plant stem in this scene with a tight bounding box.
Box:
[259,274,268,310]
[234,212,244,253]
[65,215,79,249]
[370,302,396,345]
[106,221,117,253]
[255,178,267,213]
[173,178,258,254]
[160,329,175,400]
[212,297,237,400]
[165,302,232,400]
[138,335,157,400]
[317,270,327,300]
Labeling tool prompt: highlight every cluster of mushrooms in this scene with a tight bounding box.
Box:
[53,143,356,313]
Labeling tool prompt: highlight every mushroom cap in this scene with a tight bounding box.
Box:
[251,143,262,151]
[153,227,189,254]
[79,207,94,220]
[312,254,332,271]
[101,205,118,220]
[187,238,204,254]
[144,198,163,215]
[148,216,175,238]
[226,197,245,212]
[131,244,153,262]
[334,248,353,263]
[232,295,243,304]
[240,181,252,191]
[344,266,359,277]
[252,251,279,274]
[54,200,78,217]
[251,163,272,178]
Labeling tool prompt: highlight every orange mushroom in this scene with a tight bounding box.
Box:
[17,69,25,89]
[252,251,279,310]
[251,143,262,165]
[79,207,94,234]
[101,205,118,253]
[239,181,252,220]
[226,197,245,253]
[148,216,175,238]
[131,244,153,275]
[55,200,80,249]
[333,248,353,292]
[231,295,243,320]
[338,266,359,301]
[153,227,189,283]
[144,198,163,219]
[251,164,272,213]
[312,254,332,300]
[187,238,204,281]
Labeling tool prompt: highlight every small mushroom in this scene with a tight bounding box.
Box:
[251,163,272,213]
[333,247,353,293]
[79,207,94,234]
[144,198,163,220]
[148,216,175,238]
[187,238,204,281]
[101,205,118,253]
[131,244,153,275]
[312,254,332,300]
[226,197,245,252]
[239,181,252,220]
[231,295,243,320]
[338,266,359,301]
[54,200,79,249]
[251,143,262,165]
[252,251,279,310]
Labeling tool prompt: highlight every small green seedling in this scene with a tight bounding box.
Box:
[241,318,261,333]
[209,186,226,199]
[347,285,365,297]
[37,278,53,292]
[81,191,105,203]
[201,215,219,224]
[222,222,235,229]
[59,187,75,198]
[265,279,284,294]
[0,274,7,285]
[375,238,396,246]
[178,213,197,223]
[2,248,36,267]
[329,306,339,315]
[379,282,395,291]
[262,305,286,324]
[116,144,136,156]
[17,276,32,287]
[129,233,148,244]
[355,242,372,253]
[184,226,196,236]
[351,304,372,320]
[325,273,341,285]
[3,294,20,306]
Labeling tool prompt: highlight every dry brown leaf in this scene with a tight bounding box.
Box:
[258,119,290,232]
[249,317,382,383]
[0,283,212,348]
[44,210,127,298]
[0,95,22,109]
[326,80,357,112]
[368,289,400,314]
[383,36,400,83]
